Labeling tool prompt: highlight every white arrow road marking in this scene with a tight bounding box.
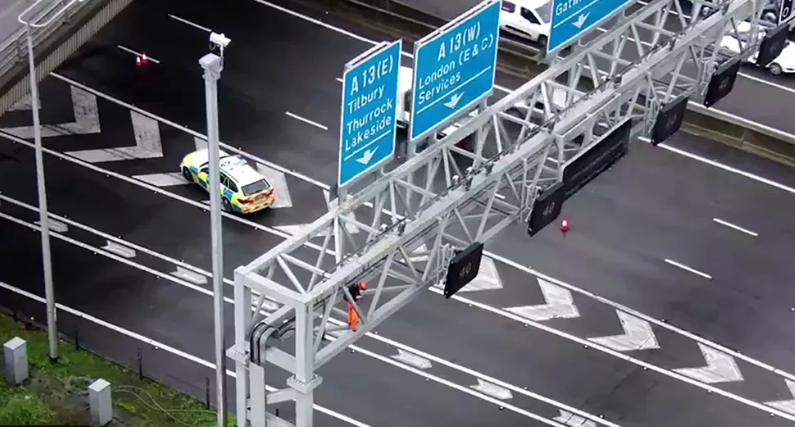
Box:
[324,189,359,234]
[674,343,743,383]
[355,147,378,165]
[34,219,68,233]
[588,311,659,352]
[2,87,100,138]
[171,266,208,285]
[101,240,136,259]
[766,379,795,415]
[554,410,597,427]
[572,12,589,28]
[255,164,292,208]
[390,349,432,370]
[470,379,512,400]
[464,256,503,291]
[505,278,579,321]
[67,111,162,162]
[133,172,187,187]
[8,94,39,111]
[444,92,464,109]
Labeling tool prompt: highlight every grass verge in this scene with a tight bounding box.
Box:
[0,311,234,426]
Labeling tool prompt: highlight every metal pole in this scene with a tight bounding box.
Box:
[200,52,227,427]
[24,22,58,362]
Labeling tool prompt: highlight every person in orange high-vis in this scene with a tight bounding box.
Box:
[347,302,360,331]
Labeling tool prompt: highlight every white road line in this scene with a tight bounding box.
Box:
[168,14,212,32]
[0,280,371,427]
[336,77,343,83]
[285,111,328,130]
[116,45,161,64]
[664,259,713,279]
[712,218,758,237]
[248,0,512,94]
[656,142,795,196]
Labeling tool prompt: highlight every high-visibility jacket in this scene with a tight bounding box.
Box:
[347,303,360,331]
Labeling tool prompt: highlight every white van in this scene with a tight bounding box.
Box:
[499,0,552,46]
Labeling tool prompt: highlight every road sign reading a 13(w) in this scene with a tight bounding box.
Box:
[409,0,501,142]
[548,0,633,54]
[338,40,402,188]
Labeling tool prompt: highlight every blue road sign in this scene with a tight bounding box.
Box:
[409,0,501,142]
[548,0,633,53]
[338,40,402,188]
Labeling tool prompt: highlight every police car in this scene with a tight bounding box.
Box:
[180,149,275,214]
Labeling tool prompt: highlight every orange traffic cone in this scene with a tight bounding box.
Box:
[135,56,142,67]
[141,53,148,65]
[560,217,569,233]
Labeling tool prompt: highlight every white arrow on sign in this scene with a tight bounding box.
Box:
[505,278,579,321]
[1,86,101,138]
[766,379,795,415]
[588,311,659,352]
[674,343,743,383]
[390,349,432,369]
[554,410,597,427]
[443,92,464,109]
[572,12,589,29]
[355,147,378,165]
[470,379,512,400]
[67,111,161,162]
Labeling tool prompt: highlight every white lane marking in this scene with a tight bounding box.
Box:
[555,410,598,427]
[255,164,293,208]
[116,45,161,64]
[134,172,189,187]
[734,70,795,96]
[34,219,68,233]
[285,111,328,131]
[712,218,758,237]
[49,73,328,189]
[101,240,137,259]
[664,259,713,280]
[324,333,565,427]
[172,266,209,285]
[168,14,212,33]
[651,141,795,196]
[674,343,744,383]
[0,280,371,427]
[248,0,513,94]
[470,379,513,400]
[588,311,660,352]
[426,286,795,421]
[336,77,343,83]
[390,349,432,370]
[505,278,579,321]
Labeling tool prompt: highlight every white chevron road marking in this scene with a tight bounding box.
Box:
[2,87,100,138]
[67,111,161,162]
[674,343,743,384]
[505,278,579,321]
[588,311,659,352]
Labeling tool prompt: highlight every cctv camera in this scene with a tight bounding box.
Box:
[210,32,231,49]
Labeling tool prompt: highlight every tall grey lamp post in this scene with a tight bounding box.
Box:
[201,31,230,427]
[18,0,89,362]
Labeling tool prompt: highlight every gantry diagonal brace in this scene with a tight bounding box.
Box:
[229,0,759,425]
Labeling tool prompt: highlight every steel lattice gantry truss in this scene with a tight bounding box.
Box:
[228,0,763,424]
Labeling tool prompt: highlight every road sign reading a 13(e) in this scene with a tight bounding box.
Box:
[338,40,402,188]
[409,0,501,142]
[548,0,633,54]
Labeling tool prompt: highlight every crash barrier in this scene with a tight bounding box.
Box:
[0,0,134,117]
[316,0,795,166]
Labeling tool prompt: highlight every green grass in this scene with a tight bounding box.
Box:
[0,312,235,426]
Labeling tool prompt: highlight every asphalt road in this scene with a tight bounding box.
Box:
[2,0,795,425]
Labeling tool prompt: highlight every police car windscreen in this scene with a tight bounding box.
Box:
[242,179,271,196]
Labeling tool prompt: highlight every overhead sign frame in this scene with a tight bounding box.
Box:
[338,40,403,189]
[409,0,501,142]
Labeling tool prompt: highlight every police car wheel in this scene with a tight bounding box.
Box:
[222,198,232,213]
[182,167,192,182]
